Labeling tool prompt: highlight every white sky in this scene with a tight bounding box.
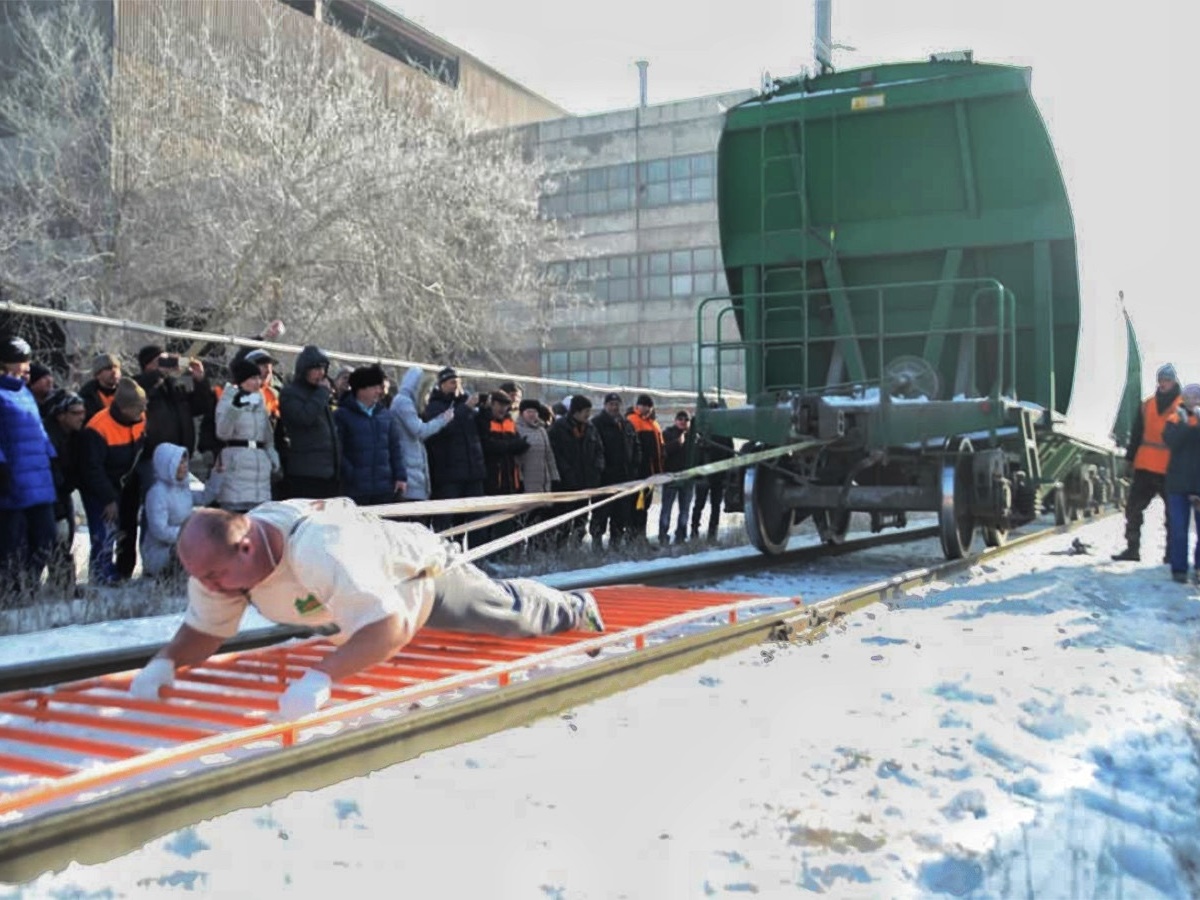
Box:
[386,0,1199,397]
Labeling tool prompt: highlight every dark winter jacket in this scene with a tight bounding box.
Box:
[477,408,529,495]
[279,347,340,481]
[592,410,640,484]
[43,414,83,520]
[0,375,57,510]
[423,387,485,487]
[696,432,735,487]
[134,370,213,458]
[80,405,146,506]
[79,378,117,423]
[335,401,406,503]
[661,424,690,474]
[1163,409,1200,495]
[548,415,605,491]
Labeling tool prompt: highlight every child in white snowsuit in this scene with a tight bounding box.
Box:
[140,443,204,578]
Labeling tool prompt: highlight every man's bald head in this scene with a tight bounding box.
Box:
[178,508,249,561]
[178,508,267,596]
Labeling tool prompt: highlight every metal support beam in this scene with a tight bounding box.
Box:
[778,484,939,511]
[820,256,867,384]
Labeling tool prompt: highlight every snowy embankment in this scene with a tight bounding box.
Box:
[4,513,1200,898]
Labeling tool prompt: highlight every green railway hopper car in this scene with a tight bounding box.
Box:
[696,55,1131,559]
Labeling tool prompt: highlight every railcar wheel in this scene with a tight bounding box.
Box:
[983,526,1008,548]
[1053,487,1068,526]
[745,463,792,556]
[938,449,976,559]
[813,508,852,545]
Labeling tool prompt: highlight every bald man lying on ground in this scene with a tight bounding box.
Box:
[130,498,604,719]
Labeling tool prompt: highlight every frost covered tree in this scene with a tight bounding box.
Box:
[0,0,577,363]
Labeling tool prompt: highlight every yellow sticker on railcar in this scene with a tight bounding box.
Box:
[851,94,885,111]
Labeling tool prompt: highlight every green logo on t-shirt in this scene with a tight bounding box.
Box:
[294,593,322,615]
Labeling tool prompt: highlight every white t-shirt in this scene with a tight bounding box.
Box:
[183,498,452,640]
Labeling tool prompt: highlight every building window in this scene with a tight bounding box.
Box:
[540,153,716,219]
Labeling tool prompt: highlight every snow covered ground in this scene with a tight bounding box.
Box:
[3,512,1200,898]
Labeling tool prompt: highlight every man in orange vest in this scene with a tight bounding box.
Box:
[1113,363,1182,562]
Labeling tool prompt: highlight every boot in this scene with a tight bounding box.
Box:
[1111,547,1140,562]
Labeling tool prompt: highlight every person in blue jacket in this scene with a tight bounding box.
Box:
[335,365,407,507]
[0,335,58,600]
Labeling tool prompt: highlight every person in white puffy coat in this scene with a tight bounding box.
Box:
[140,442,197,578]
[214,359,280,512]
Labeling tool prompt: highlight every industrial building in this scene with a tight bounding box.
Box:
[527,83,755,394]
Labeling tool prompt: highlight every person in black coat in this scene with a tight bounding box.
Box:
[590,391,640,549]
[691,400,735,541]
[42,390,86,592]
[549,395,605,548]
[133,344,214,494]
[422,366,485,535]
[335,365,407,507]
[278,345,341,500]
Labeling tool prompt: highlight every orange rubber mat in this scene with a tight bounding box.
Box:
[0,585,798,819]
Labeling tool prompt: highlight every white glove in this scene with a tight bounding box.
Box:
[130,657,175,700]
[276,669,332,720]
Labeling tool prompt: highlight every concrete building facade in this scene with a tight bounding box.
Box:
[529,89,755,395]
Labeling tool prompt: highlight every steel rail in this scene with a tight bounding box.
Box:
[0,512,1111,883]
[0,525,939,694]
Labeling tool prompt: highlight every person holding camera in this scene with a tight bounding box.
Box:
[1163,382,1200,584]
[134,345,214,483]
[422,366,485,536]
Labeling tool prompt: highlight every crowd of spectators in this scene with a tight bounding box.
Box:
[0,329,736,606]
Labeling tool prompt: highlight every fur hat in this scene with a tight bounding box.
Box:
[436,365,459,385]
[1157,363,1178,384]
[518,398,541,413]
[0,335,32,364]
[349,364,386,391]
[113,377,147,412]
[137,345,164,370]
[92,352,120,375]
[28,362,52,386]
[230,358,261,386]
[603,392,621,405]
[568,394,593,415]
[636,393,654,408]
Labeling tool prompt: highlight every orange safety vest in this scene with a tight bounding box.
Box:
[85,407,146,448]
[487,416,522,491]
[626,411,665,474]
[1133,394,1182,474]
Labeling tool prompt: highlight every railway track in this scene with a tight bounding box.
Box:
[0,513,1105,882]
[0,524,938,695]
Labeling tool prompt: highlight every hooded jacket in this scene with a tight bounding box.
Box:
[391,368,451,501]
[278,346,340,482]
[140,443,194,576]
